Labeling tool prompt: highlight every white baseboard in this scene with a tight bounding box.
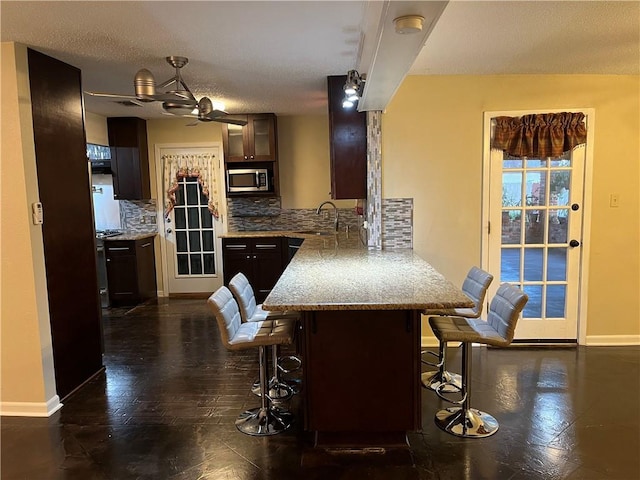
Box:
[0,395,62,417]
[585,335,640,346]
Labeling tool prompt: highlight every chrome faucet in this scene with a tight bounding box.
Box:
[316,201,339,232]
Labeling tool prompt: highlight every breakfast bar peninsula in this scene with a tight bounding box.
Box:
[262,233,473,447]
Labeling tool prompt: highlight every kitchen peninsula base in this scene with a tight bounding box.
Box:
[302,309,421,448]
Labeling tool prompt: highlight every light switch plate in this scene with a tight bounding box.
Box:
[610,193,620,207]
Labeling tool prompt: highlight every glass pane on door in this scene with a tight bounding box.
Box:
[497,151,577,335]
[172,176,216,277]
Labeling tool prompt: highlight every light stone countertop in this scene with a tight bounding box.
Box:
[103,232,157,241]
[263,244,473,312]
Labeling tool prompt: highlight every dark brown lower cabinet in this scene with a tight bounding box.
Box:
[302,309,421,447]
[105,238,157,306]
[222,237,286,303]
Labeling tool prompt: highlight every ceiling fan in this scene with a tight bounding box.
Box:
[85,56,247,126]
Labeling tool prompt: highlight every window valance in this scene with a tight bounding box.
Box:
[163,153,220,219]
[492,112,587,158]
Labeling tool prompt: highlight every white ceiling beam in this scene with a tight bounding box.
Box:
[358,1,448,112]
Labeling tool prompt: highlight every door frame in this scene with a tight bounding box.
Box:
[154,142,227,297]
[481,108,595,345]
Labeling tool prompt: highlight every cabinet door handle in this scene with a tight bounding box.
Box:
[108,247,130,251]
[255,244,277,249]
[226,244,247,250]
[141,242,151,248]
[246,255,251,259]
[253,255,257,259]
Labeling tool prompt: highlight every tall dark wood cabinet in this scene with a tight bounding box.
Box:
[27,49,103,399]
[327,75,367,200]
[107,117,150,200]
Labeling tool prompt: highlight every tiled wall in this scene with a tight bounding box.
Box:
[226,197,363,233]
[366,111,382,249]
[120,200,159,235]
[381,198,413,249]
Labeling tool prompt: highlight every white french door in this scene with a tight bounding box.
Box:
[484,112,591,340]
[157,145,225,295]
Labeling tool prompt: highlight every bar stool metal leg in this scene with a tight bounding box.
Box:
[421,341,462,393]
[434,343,499,438]
[268,345,294,400]
[235,346,294,436]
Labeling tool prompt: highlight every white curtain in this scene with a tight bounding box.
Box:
[163,152,220,219]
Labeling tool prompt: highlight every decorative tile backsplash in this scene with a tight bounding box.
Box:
[226,197,363,233]
[367,111,382,250]
[381,198,413,249]
[226,196,413,249]
[120,200,158,235]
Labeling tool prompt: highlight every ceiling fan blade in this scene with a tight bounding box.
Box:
[85,91,146,101]
[208,117,248,126]
[149,92,195,103]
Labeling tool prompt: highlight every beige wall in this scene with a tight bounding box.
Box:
[84,111,108,145]
[383,75,640,337]
[277,115,352,209]
[1,43,57,410]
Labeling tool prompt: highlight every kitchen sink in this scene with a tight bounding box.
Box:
[295,230,335,236]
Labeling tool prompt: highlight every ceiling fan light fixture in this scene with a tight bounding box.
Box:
[393,15,424,35]
[134,68,156,98]
[162,101,198,116]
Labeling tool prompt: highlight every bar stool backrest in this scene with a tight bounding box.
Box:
[461,267,494,318]
[228,272,258,323]
[486,283,529,345]
[207,286,243,348]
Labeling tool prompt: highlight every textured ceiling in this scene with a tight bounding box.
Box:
[1,1,638,119]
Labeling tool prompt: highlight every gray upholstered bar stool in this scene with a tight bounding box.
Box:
[422,267,493,393]
[207,286,295,436]
[228,272,302,398]
[428,283,528,438]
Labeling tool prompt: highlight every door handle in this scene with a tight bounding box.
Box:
[569,239,580,248]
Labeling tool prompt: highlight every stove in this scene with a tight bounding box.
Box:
[96,229,123,239]
[95,230,122,308]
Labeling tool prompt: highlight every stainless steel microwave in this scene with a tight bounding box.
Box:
[227,168,270,193]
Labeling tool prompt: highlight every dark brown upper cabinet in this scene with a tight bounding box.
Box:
[222,113,278,163]
[327,75,367,200]
[107,117,151,200]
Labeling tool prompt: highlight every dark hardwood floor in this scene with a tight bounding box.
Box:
[2,298,638,479]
